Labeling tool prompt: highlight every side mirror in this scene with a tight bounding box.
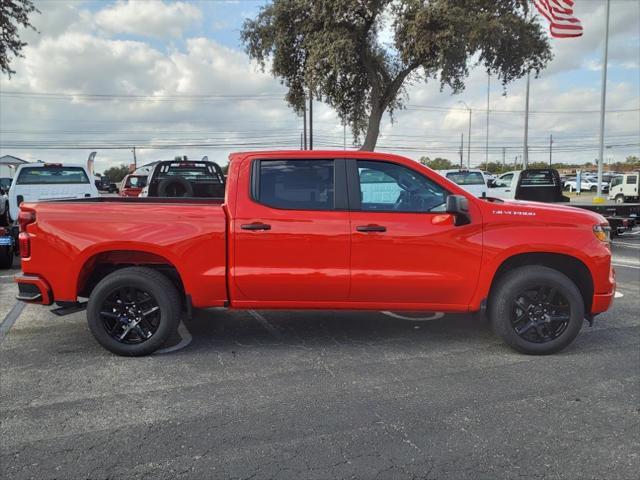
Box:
[446,195,471,226]
[487,179,496,188]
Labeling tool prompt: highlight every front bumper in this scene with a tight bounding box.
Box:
[15,274,53,305]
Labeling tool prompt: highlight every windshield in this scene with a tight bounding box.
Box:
[16,166,90,185]
[610,176,623,187]
[446,171,485,186]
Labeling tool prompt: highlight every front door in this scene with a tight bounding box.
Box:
[232,158,350,303]
[348,159,483,308]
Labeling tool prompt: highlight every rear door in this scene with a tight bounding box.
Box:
[347,159,483,307]
[232,158,351,303]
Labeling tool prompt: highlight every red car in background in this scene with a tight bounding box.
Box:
[119,175,147,197]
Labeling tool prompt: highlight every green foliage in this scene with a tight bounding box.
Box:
[103,165,130,183]
[420,157,453,170]
[242,0,552,150]
[625,155,639,167]
[1,0,39,77]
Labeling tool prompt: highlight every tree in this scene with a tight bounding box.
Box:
[242,0,551,151]
[625,155,639,167]
[419,156,453,170]
[103,165,130,183]
[1,0,39,77]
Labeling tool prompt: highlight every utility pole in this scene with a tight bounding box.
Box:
[300,132,303,149]
[309,92,313,150]
[303,99,308,150]
[458,101,472,168]
[459,133,464,168]
[502,147,506,169]
[131,146,137,169]
[596,0,611,200]
[523,73,530,168]
[549,134,553,166]
[485,73,490,166]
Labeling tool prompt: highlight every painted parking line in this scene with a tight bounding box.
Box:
[248,310,283,340]
[0,301,26,344]
[155,321,193,354]
[612,262,640,270]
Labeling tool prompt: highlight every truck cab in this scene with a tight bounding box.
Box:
[608,172,639,203]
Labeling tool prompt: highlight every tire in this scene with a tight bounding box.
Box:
[157,177,193,197]
[87,267,182,356]
[590,186,597,192]
[0,245,13,269]
[489,266,585,355]
[615,194,625,204]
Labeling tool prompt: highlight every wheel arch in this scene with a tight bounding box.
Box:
[77,250,186,302]
[488,252,594,313]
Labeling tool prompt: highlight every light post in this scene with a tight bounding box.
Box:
[458,101,472,168]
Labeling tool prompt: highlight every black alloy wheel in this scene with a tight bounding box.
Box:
[511,286,570,343]
[99,286,161,344]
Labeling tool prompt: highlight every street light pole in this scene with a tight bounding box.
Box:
[523,73,530,168]
[459,101,472,168]
[486,73,490,166]
[549,134,553,166]
[596,0,611,200]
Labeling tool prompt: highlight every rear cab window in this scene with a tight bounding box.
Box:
[253,160,336,210]
[16,166,89,185]
[445,171,485,186]
[520,170,557,187]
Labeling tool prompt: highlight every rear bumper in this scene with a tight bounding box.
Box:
[15,274,53,305]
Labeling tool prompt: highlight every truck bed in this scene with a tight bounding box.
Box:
[20,198,229,307]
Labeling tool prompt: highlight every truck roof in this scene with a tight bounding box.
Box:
[228,150,418,163]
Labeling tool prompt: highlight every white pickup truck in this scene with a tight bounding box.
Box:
[8,163,99,221]
[487,169,568,203]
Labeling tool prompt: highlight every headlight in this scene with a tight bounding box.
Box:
[593,224,611,243]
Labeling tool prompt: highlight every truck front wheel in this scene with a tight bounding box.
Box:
[489,266,585,355]
[87,267,181,356]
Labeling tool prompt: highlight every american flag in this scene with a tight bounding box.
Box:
[533,0,584,38]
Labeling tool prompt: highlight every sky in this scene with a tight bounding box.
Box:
[0,0,638,175]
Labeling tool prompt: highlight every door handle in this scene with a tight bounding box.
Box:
[241,222,271,231]
[356,224,386,232]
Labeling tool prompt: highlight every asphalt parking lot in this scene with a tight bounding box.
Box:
[1,236,639,480]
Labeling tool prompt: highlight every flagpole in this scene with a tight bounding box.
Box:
[596,0,610,202]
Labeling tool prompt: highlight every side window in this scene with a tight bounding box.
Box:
[495,173,513,188]
[626,175,638,185]
[356,161,448,212]
[255,160,335,210]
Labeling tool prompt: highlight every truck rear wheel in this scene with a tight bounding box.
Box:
[87,267,181,356]
[489,266,584,355]
[615,194,625,204]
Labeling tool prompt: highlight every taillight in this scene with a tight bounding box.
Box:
[18,209,36,258]
[18,209,36,231]
[19,232,30,257]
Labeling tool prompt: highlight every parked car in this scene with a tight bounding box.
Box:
[564,177,608,193]
[482,171,496,182]
[119,174,148,197]
[0,182,10,226]
[139,159,225,198]
[437,169,488,197]
[0,226,13,268]
[608,172,639,203]
[8,163,100,221]
[0,177,13,190]
[15,151,614,357]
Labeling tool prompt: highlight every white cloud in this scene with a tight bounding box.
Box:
[94,0,202,38]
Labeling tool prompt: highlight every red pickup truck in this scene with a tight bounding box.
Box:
[15,151,615,356]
